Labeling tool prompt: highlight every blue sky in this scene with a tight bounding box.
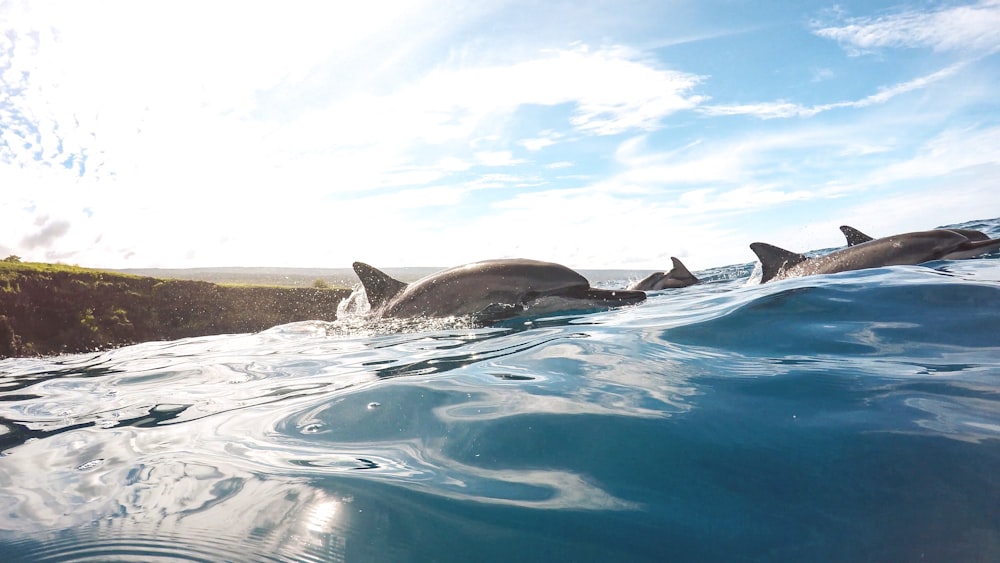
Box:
[1,0,998,271]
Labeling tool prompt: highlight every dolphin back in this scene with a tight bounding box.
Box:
[842,225,991,249]
[352,262,408,310]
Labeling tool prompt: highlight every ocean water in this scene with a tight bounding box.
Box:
[2,219,999,563]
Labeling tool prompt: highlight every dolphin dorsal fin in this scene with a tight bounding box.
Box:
[749,243,808,283]
[352,262,407,309]
[840,225,874,246]
[668,257,699,284]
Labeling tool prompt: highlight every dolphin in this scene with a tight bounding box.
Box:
[628,257,700,291]
[750,229,1000,283]
[840,225,994,260]
[352,259,646,322]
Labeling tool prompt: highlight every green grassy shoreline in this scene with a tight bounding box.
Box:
[0,261,352,359]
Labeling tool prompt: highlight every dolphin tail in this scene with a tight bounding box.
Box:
[750,242,808,283]
[839,225,874,246]
[352,262,408,309]
[668,257,700,285]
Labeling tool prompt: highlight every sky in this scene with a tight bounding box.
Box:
[1,0,999,271]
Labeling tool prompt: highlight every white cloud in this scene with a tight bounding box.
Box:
[611,130,848,190]
[464,188,718,268]
[354,185,468,210]
[1,0,711,268]
[844,169,1000,232]
[0,0,502,187]
[519,130,567,151]
[814,0,1000,55]
[866,124,1000,184]
[527,114,998,267]
[811,68,835,82]
[763,162,1000,258]
[268,44,704,162]
[468,173,536,189]
[474,151,523,166]
[701,63,965,119]
[3,4,705,191]
[437,157,472,172]
[700,101,807,120]
[838,143,893,157]
[520,137,557,151]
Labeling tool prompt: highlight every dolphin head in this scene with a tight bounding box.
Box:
[939,229,997,259]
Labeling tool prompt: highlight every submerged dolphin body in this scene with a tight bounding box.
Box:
[750,229,1000,283]
[628,257,700,291]
[353,259,646,322]
[840,225,993,260]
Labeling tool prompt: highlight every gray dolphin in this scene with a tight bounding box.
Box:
[840,225,993,260]
[750,229,1000,283]
[353,259,646,322]
[628,257,700,291]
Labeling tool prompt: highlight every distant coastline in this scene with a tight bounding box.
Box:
[0,261,351,359]
[112,266,440,288]
[114,265,650,287]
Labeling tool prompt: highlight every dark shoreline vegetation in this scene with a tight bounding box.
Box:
[0,261,352,359]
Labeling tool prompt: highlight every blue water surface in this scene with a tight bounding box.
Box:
[2,219,1000,562]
